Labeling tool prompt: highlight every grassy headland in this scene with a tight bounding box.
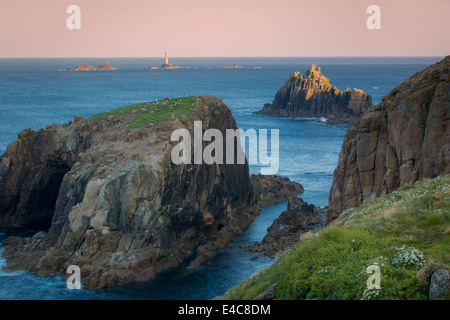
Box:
[223,175,450,300]
[88,96,199,128]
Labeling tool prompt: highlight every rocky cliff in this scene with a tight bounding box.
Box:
[329,56,450,220]
[0,96,300,288]
[255,65,372,124]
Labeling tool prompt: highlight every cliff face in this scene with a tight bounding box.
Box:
[256,65,372,124]
[329,56,450,220]
[0,96,262,287]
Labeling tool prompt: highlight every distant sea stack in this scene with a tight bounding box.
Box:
[96,61,115,70]
[54,61,115,71]
[0,95,302,288]
[328,56,450,221]
[255,65,373,124]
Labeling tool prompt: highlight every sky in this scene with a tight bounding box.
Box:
[0,0,449,57]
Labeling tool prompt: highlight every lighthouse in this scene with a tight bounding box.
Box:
[160,51,180,69]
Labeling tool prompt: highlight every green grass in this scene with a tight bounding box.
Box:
[87,96,199,128]
[223,175,450,300]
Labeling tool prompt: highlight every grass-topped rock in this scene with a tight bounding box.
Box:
[88,96,199,127]
[0,95,261,288]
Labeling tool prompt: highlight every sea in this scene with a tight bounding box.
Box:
[0,56,442,299]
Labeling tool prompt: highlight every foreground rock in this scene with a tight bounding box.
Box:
[241,197,326,256]
[0,96,264,288]
[429,269,449,300]
[254,65,372,124]
[329,56,450,220]
[0,95,303,288]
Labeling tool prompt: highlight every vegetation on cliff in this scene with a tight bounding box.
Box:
[88,96,199,127]
[223,175,450,300]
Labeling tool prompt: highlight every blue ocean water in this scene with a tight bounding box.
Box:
[0,57,442,299]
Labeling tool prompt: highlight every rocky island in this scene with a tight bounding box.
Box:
[54,61,115,71]
[0,95,302,288]
[254,65,373,124]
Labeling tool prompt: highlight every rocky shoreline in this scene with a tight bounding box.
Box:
[240,197,326,257]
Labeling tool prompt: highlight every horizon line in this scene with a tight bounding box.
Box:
[0,55,446,59]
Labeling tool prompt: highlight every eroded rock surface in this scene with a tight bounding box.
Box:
[329,56,450,220]
[255,65,372,124]
[0,96,263,288]
[250,174,303,206]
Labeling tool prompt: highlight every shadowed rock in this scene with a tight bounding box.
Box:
[241,197,326,256]
[328,56,450,220]
[0,95,303,288]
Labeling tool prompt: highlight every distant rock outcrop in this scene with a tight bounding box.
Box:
[54,61,115,71]
[223,64,244,69]
[96,61,115,70]
[73,64,96,71]
[255,65,373,124]
[160,63,182,69]
[328,56,450,220]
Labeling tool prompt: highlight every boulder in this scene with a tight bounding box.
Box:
[429,269,449,300]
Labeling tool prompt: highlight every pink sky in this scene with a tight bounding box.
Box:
[0,0,449,57]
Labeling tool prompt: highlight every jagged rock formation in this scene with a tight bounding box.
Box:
[73,64,96,71]
[255,65,372,124]
[96,61,115,70]
[0,96,300,288]
[241,197,326,256]
[329,56,450,220]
